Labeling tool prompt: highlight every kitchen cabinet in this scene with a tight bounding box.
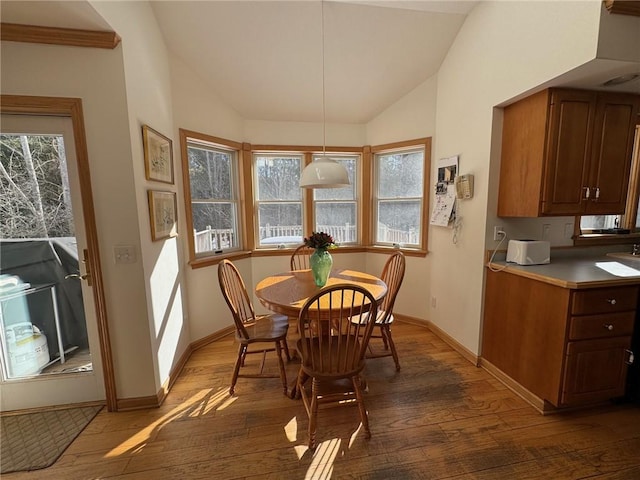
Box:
[497,88,639,217]
[482,270,636,410]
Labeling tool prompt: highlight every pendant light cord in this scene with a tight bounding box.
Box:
[321,0,326,158]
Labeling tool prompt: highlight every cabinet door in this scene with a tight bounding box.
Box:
[561,336,631,406]
[585,93,639,214]
[541,89,595,215]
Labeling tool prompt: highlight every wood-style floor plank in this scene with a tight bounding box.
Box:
[4,322,640,480]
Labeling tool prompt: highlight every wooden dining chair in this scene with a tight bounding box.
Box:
[218,259,290,395]
[290,244,314,270]
[351,251,405,370]
[294,284,378,449]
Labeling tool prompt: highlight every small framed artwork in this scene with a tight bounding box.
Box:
[142,125,174,184]
[148,190,178,241]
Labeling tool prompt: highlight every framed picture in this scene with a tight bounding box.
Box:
[142,125,174,184]
[148,190,178,241]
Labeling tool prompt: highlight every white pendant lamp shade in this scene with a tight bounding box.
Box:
[300,157,350,188]
[299,0,350,190]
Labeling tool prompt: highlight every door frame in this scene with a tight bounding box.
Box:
[1,94,117,411]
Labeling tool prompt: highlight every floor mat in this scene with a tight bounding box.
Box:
[0,405,102,473]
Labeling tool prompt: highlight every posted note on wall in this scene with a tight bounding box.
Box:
[430,184,456,226]
[430,155,459,227]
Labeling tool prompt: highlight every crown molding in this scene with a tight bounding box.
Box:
[1,22,121,49]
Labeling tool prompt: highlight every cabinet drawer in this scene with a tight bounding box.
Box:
[568,312,635,340]
[570,286,639,315]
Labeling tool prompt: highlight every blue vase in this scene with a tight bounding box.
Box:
[310,248,333,287]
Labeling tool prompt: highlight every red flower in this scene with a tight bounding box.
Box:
[303,231,337,250]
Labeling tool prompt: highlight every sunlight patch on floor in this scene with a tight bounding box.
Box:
[348,423,362,449]
[305,438,341,480]
[105,387,230,457]
[285,416,298,442]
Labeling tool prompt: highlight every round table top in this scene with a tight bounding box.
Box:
[255,269,387,319]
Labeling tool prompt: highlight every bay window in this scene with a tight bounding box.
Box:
[254,154,304,247]
[373,140,428,250]
[180,130,242,262]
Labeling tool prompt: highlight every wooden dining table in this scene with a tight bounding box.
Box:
[255,268,387,320]
[255,268,387,398]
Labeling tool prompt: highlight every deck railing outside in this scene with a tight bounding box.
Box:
[194,223,416,252]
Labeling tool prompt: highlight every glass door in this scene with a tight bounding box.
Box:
[0,114,105,410]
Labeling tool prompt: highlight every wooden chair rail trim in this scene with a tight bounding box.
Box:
[1,23,121,49]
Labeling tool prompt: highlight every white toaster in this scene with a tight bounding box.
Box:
[506,240,550,265]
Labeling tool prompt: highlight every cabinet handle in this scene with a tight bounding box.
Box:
[583,186,590,199]
[593,187,600,201]
[626,350,635,365]
[603,323,614,331]
[606,298,617,305]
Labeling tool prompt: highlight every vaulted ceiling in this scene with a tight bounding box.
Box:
[2,1,638,124]
[1,0,476,123]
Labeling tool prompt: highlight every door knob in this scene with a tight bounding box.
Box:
[65,273,88,281]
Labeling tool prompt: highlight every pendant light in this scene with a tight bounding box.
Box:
[299,0,350,189]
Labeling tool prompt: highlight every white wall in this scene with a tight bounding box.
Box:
[431,0,603,355]
[244,120,365,147]
[366,76,438,145]
[91,0,190,396]
[0,41,157,398]
[365,72,438,323]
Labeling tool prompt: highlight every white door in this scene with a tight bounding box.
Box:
[0,113,106,410]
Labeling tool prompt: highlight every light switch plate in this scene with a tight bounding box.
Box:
[114,245,136,264]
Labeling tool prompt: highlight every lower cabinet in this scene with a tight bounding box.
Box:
[562,336,631,405]
[482,270,637,409]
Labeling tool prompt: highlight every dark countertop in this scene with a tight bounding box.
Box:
[487,248,640,289]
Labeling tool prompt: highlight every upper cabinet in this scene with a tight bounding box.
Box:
[497,88,639,217]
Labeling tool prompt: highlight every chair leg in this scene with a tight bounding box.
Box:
[282,339,291,362]
[352,374,371,439]
[380,326,390,350]
[292,368,308,400]
[275,340,288,395]
[384,325,401,371]
[229,343,246,395]
[308,378,319,450]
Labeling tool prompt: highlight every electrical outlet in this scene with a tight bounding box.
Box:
[493,226,504,241]
[542,224,551,240]
[564,223,574,239]
[431,296,437,308]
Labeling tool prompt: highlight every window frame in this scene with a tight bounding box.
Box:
[179,129,246,266]
[371,138,430,253]
[250,145,365,252]
[311,152,361,246]
[252,151,305,249]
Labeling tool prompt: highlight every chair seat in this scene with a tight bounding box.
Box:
[350,310,392,326]
[296,336,366,378]
[238,313,289,343]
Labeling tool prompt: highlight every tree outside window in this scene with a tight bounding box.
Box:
[254,154,303,247]
[0,134,74,239]
[313,155,358,244]
[186,139,240,255]
[374,148,424,247]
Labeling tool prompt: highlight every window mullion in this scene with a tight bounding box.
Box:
[303,151,314,236]
[361,146,372,246]
[241,143,254,250]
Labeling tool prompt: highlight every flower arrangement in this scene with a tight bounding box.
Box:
[303,231,337,250]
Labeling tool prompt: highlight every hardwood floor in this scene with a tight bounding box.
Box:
[5,322,640,479]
